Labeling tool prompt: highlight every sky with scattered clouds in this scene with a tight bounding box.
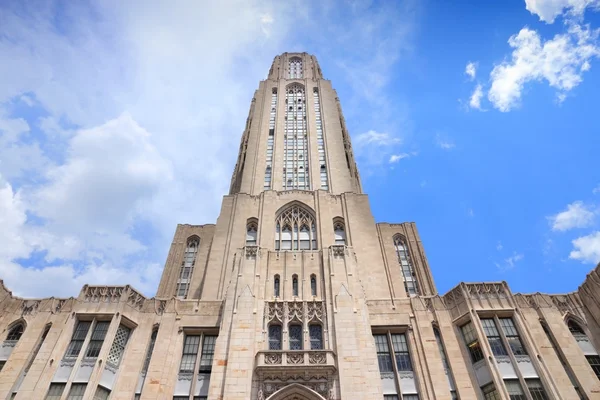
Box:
[0,0,599,299]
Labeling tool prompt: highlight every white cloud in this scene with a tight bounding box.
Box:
[496,241,503,251]
[569,231,600,263]
[465,62,477,80]
[469,84,484,109]
[496,252,524,271]
[389,153,410,163]
[525,0,600,23]
[355,130,402,147]
[548,200,596,231]
[488,25,599,111]
[355,130,407,167]
[435,133,455,150]
[593,184,600,194]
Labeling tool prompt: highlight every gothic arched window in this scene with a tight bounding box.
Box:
[394,235,419,296]
[333,218,346,245]
[176,236,199,298]
[274,275,280,297]
[567,320,600,379]
[246,219,258,246]
[284,84,309,190]
[292,274,299,297]
[289,57,303,79]
[269,325,282,350]
[309,324,323,350]
[6,323,24,341]
[310,274,317,296]
[289,324,303,350]
[274,203,318,251]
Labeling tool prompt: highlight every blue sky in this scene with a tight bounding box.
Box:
[0,0,599,298]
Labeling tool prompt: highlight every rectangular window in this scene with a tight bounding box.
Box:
[526,379,549,400]
[65,321,91,358]
[180,335,200,373]
[309,325,323,350]
[383,396,399,400]
[374,334,393,373]
[504,379,526,400]
[45,383,66,400]
[93,386,111,400]
[499,318,528,356]
[85,321,110,358]
[67,383,87,400]
[461,322,484,363]
[481,383,501,400]
[289,325,303,350]
[269,325,282,350]
[391,334,412,371]
[481,318,507,356]
[586,355,600,379]
[199,335,216,372]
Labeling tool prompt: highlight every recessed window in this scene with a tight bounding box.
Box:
[481,318,508,356]
[6,323,24,341]
[393,235,419,296]
[274,275,280,297]
[292,275,299,296]
[310,275,317,296]
[289,325,303,350]
[461,321,484,363]
[309,325,323,350]
[269,325,282,350]
[274,203,318,251]
[334,219,346,245]
[176,236,199,298]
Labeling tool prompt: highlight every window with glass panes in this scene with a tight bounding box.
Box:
[393,235,419,296]
[499,318,527,356]
[391,333,412,371]
[179,333,217,379]
[93,386,110,400]
[176,237,199,298]
[481,318,508,356]
[283,84,309,190]
[481,383,501,400]
[309,325,323,350]
[586,355,600,379]
[527,379,549,400]
[334,220,346,245]
[289,325,303,350]
[246,220,258,246]
[85,321,110,358]
[6,324,24,341]
[504,379,526,400]
[65,321,91,358]
[265,89,276,190]
[269,325,282,350]
[274,204,317,251]
[461,321,484,363]
[403,395,419,400]
[383,396,398,400]
[374,334,393,373]
[313,88,328,189]
[67,384,87,400]
[45,383,65,400]
[289,57,303,79]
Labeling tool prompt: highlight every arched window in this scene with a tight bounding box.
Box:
[6,323,24,341]
[284,84,309,190]
[394,235,419,296]
[274,203,318,251]
[274,275,280,297]
[333,219,346,245]
[269,325,282,350]
[309,325,323,350]
[310,274,317,296]
[567,319,600,379]
[176,236,199,298]
[292,275,299,297]
[289,324,303,350]
[289,57,303,79]
[246,219,258,246]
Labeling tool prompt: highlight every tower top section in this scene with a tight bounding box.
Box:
[267,52,324,81]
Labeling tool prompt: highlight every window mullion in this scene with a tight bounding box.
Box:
[495,316,534,400]
[387,331,403,399]
[187,333,203,400]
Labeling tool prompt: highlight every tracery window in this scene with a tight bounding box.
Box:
[289,325,303,350]
[274,203,318,250]
[176,236,199,298]
[246,219,258,246]
[264,88,277,190]
[292,274,299,296]
[106,324,131,367]
[269,325,282,350]
[289,57,303,79]
[393,235,419,296]
[334,219,346,245]
[6,323,24,341]
[309,325,323,350]
[284,84,309,190]
[313,88,328,189]
[310,274,317,296]
[274,275,280,297]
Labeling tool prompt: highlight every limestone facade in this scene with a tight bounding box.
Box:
[0,52,599,400]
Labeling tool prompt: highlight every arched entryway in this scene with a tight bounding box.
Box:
[266,383,327,400]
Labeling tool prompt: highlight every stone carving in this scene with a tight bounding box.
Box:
[84,286,123,303]
[21,300,40,316]
[287,352,304,364]
[287,301,304,321]
[246,245,258,258]
[308,352,326,364]
[550,295,572,314]
[177,372,194,381]
[443,285,464,308]
[332,245,345,257]
[466,283,507,300]
[264,353,282,365]
[54,299,66,313]
[267,302,284,323]
[157,300,167,315]
[127,288,145,310]
[307,301,324,322]
[380,371,395,380]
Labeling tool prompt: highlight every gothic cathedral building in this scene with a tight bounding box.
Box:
[0,53,599,400]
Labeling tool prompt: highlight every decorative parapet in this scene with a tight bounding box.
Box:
[464,282,509,300]
[80,285,147,310]
[255,350,336,371]
[443,282,512,319]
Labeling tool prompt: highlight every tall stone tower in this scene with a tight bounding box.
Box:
[0,53,598,400]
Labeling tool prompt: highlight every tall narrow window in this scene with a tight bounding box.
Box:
[85,321,110,358]
[391,334,412,371]
[461,321,484,363]
[526,379,549,400]
[393,235,419,296]
[504,379,525,400]
[292,274,299,296]
[274,203,318,251]
[499,318,527,356]
[65,321,91,358]
[434,327,457,399]
[289,57,303,79]
[541,322,585,399]
[481,319,508,356]
[199,335,217,372]
[264,88,276,190]
[309,325,323,350]
[6,323,24,342]
[106,324,131,367]
[180,335,200,373]
[142,329,158,374]
[45,383,65,400]
[67,383,87,400]
[567,320,600,379]
[587,355,600,379]
[310,274,317,296]
[374,334,393,373]
[246,219,258,246]
[93,386,111,400]
[269,325,282,350]
[274,275,280,297]
[481,383,501,400]
[374,332,419,399]
[313,88,328,189]
[177,332,217,399]
[334,219,346,245]
[176,236,199,298]
[289,325,303,350]
[283,84,309,190]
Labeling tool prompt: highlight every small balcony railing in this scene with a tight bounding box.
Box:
[255,350,336,372]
